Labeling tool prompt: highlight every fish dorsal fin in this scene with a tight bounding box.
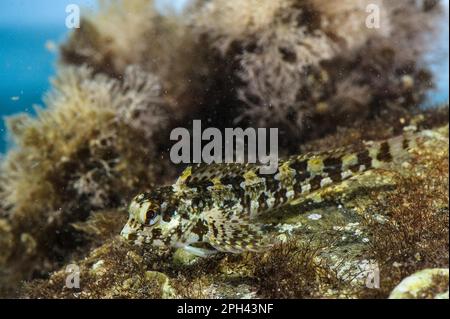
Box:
[184,162,259,184]
[174,143,363,187]
[203,206,274,253]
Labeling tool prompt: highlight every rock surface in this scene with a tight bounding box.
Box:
[389,268,449,299]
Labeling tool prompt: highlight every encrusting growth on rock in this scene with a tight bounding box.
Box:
[0,0,447,299]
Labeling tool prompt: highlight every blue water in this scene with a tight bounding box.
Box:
[0,0,448,154]
[0,0,98,153]
[426,2,450,107]
[0,25,67,152]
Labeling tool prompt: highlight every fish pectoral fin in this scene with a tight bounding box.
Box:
[183,245,218,257]
[203,207,274,253]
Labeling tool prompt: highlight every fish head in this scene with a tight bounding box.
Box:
[121,187,182,248]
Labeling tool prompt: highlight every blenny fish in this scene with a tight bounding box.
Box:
[121,131,417,257]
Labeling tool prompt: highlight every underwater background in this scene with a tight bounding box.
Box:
[0,0,190,153]
[1,0,449,153]
[0,0,448,299]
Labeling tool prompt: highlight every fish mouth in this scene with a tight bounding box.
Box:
[120,218,139,241]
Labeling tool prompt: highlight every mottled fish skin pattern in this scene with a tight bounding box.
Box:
[121,132,416,257]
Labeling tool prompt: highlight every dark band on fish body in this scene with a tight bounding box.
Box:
[327,169,343,183]
[274,188,287,206]
[377,141,393,162]
[289,159,308,173]
[220,175,245,188]
[309,175,323,191]
[265,175,280,193]
[323,157,343,182]
[323,157,343,169]
[357,149,372,168]
[402,138,409,150]
[293,179,304,195]
[192,220,208,241]
[295,170,311,183]
[258,192,268,210]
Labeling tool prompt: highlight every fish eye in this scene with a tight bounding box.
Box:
[146,209,160,226]
[129,193,162,226]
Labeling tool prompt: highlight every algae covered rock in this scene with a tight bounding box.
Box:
[389,268,449,299]
[22,238,176,299]
[144,271,176,298]
[172,249,200,267]
[0,0,448,299]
